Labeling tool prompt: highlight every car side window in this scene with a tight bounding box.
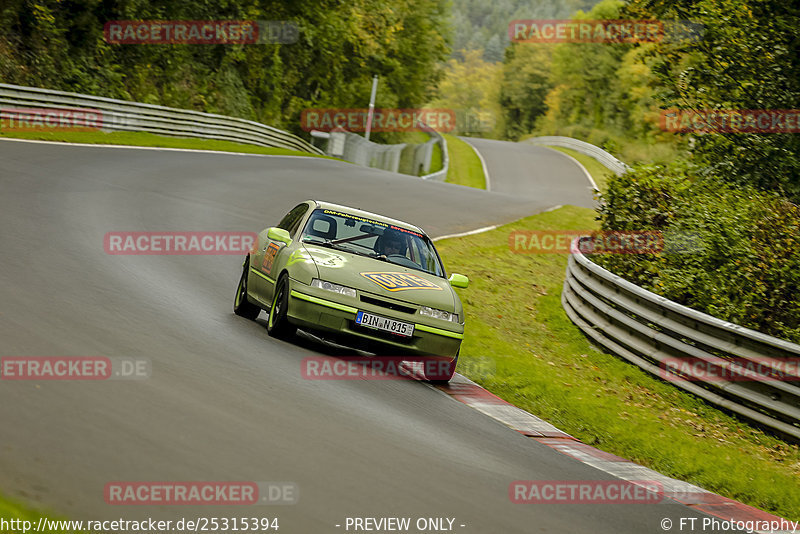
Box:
[277,203,309,237]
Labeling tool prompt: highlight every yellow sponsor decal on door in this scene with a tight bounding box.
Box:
[360,272,443,291]
[261,242,280,274]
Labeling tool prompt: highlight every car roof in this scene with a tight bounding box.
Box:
[309,200,427,236]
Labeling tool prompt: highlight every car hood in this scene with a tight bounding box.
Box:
[302,245,456,310]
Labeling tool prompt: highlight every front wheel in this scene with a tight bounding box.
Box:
[425,351,458,384]
[234,258,261,320]
[268,274,296,338]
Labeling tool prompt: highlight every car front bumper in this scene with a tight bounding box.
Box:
[286,284,462,359]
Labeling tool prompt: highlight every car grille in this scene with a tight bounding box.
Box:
[359,295,416,315]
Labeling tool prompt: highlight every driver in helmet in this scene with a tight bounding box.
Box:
[378,232,407,257]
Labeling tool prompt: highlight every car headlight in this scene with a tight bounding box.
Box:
[311,279,357,298]
[419,306,459,323]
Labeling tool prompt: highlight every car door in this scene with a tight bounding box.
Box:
[252,203,309,305]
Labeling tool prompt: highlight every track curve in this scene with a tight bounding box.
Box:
[0,139,717,532]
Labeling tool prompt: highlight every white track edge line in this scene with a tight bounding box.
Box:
[460,137,492,191]
[432,225,497,242]
[539,145,599,191]
[435,377,795,530]
[0,137,326,160]
[432,203,563,242]
[429,377,725,511]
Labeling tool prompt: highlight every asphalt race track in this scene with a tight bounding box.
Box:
[462,137,596,207]
[0,139,721,532]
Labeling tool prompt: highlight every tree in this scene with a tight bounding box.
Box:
[624,0,800,199]
[429,49,502,136]
[484,34,504,62]
[0,0,452,135]
[497,43,552,140]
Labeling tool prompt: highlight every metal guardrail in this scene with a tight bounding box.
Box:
[311,128,405,173]
[563,243,800,442]
[0,83,322,154]
[526,136,629,176]
[310,123,447,178]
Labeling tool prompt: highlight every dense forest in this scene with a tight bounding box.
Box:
[0,0,450,135]
[576,0,799,341]
[441,0,800,341]
[449,0,598,61]
[443,0,800,203]
[508,0,800,199]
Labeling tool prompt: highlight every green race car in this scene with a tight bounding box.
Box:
[233,200,469,382]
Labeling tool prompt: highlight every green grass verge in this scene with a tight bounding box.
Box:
[0,129,337,159]
[430,139,443,174]
[0,496,70,532]
[437,205,800,521]
[547,146,614,193]
[443,133,485,189]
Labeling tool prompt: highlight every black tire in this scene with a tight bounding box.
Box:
[425,351,458,384]
[267,274,296,338]
[234,258,261,320]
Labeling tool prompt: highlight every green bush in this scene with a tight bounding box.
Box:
[595,164,800,343]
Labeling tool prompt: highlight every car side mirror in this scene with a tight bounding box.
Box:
[448,273,469,289]
[267,227,292,246]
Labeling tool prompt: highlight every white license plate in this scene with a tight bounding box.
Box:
[355,311,414,337]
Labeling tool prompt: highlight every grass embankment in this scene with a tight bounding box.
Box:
[436,206,800,520]
[443,134,485,189]
[430,139,443,174]
[0,129,337,159]
[391,131,443,176]
[434,138,800,519]
[547,146,614,192]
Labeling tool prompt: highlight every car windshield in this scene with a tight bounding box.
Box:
[300,209,445,277]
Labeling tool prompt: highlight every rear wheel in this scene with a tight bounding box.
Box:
[268,274,296,338]
[234,258,261,320]
[425,351,458,384]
